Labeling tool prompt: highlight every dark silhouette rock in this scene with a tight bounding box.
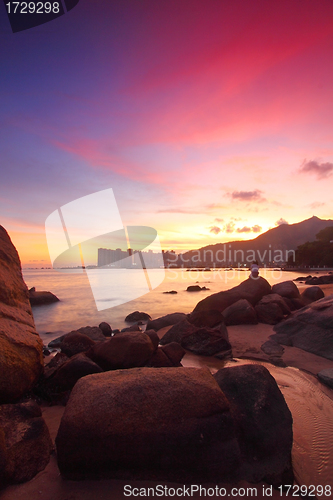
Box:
[0,400,52,486]
[181,326,231,356]
[88,332,156,371]
[163,290,177,294]
[255,294,291,325]
[222,299,258,326]
[28,289,59,306]
[160,320,230,357]
[187,309,224,328]
[56,367,241,483]
[144,329,160,350]
[160,342,185,366]
[317,368,333,389]
[125,311,152,322]
[271,281,300,299]
[0,226,44,403]
[261,340,285,356]
[214,364,293,486]
[121,324,142,333]
[99,322,112,337]
[146,312,187,331]
[305,274,333,285]
[47,353,103,392]
[193,277,271,314]
[59,332,96,357]
[301,286,325,304]
[271,295,333,360]
[187,285,206,292]
[293,276,312,281]
[73,326,106,342]
[159,319,197,345]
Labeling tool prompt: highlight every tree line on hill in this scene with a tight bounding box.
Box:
[288,226,333,267]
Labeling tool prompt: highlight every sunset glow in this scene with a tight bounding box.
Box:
[1,0,333,266]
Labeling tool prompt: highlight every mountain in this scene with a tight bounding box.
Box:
[172,216,333,267]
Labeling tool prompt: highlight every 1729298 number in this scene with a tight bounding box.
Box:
[6,2,60,14]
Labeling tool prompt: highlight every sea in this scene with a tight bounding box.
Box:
[23,267,308,343]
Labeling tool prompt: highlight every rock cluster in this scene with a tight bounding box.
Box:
[56,365,293,486]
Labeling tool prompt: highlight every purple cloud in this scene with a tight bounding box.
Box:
[275,218,289,226]
[299,160,333,179]
[231,190,266,202]
[209,226,222,234]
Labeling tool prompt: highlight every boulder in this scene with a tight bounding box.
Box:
[214,364,293,486]
[271,281,300,299]
[163,290,177,294]
[73,326,106,342]
[193,277,271,313]
[98,322,112,337]
[222,299,258,326]
[160,342,185,366]
[121,324,142,333]
[0,226,44,403]
[159,319,197,346]
[88,332,156,370]
[125,311,151,322]
[56,367,241,482]
[28,289,59,306]
[186,285,203,292]
[46,353,103,392]
[301,286,325,304]
[187,309,224,328]
[0,400,52,486]
[159,320,230,357]
[59,332,96,357]
[317,368,333,389]
[271,295,333,360]
[305,274,333,285]
[255,294,290,325]
[181,326,231,357]
[146,313,187,331]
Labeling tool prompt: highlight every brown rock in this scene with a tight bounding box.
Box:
[59,332,96,357]
[146,313,187,331]
[0,400,52,485]
[193,277,271,313]
[0,226,43,403]
[187,309,224,328]
[48,353,103,392]
[301,286,325,304]
[222,299,258,326]
[56,367,241,482]
[255,294,291,325]
[28,289,59,306]
[89,332,155,370]
[271,281,300,299]
[160,342,186,366]
[214,364,293,486]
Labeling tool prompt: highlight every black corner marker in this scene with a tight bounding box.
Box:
[63,0,79,12]
[3,0,80,33]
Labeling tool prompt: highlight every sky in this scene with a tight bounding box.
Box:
[1,0,333,267]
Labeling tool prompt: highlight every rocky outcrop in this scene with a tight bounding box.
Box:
[88,332,156,370]
[56,367,241,483]
[146,312,187,331]
[98,322,112,336]
[186,285,209,292]
[222,299,258,326]
[44,353,103,392]
[255,294,290,325]
[125,311,151,322]
[271,281,300,299]
[301,286,325,304]
[0,400,52,487]
[0,226,43,403]
[271,295,333,360]
[28,288,59,306]
[147,343,185,367]
[187,309,224,328]
[58,332,96,357]
[214,365,293,486]
[160,320,231,357]
[193,277,271,313]
[305,274,333,286]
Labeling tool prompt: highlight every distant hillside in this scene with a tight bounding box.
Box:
[174,216,333,267]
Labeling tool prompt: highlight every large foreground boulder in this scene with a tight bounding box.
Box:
[271,295,333,360]
[214,365,293,486]
[0,226,43,403]
[56,367,241,483]
[0,400,52,487]
[255,294,290,325]
[271,281,300,299]
[222,299,258,326]
[193,277,271,313]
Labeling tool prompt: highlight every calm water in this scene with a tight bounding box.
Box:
[23,268,305,343]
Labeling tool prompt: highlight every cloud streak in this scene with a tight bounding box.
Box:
[231,190,266,202]
[299,160,333,179]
